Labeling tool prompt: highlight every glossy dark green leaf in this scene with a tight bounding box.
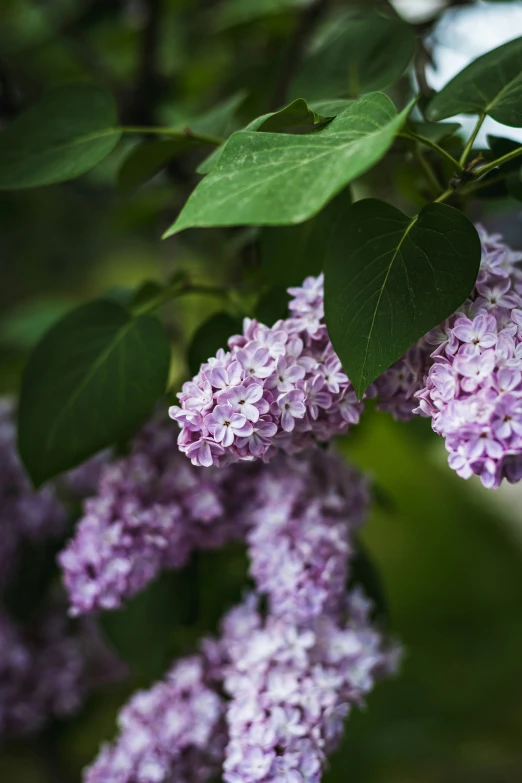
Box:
[427,37,522,126]
[0,297,76,350]
[188,312,243,376]
[260,186,352,287]
[99,570,191,682]
[18,300,171,486]
[255,285,290,326]
[0,85,120,189]
[119,138,207,191]
[290,10,415,101]
[324,199,481,399]
[166,93,412,235]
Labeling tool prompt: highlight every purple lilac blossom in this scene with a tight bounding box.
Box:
[413,226,522,487]
[219,590,399,783]
[85,653,227,783]
[0,605,123,740]
[219,450,396,783]
[245,449,369,624]
[170,274,363,467]
[59,417,255,615]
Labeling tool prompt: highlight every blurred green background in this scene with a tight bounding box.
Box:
[1,1,522,781]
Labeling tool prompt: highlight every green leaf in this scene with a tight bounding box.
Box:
[307,99,353,117]
[324,199,481,399]
[186,91,248,138]
[260,186,352,287]
[165,93,413,235]
[196,98,327,176]
[18,300,171,487]
[0,85,121,189]
[187,312,243,376]
[255,285,290,326]
[290,10,415,101]
[246,98,324,132]
[119,138,207,191]
[99,570,192,682]
[427,36,522,127]
[0,296,76,350]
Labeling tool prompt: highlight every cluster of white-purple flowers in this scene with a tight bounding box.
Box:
[219,589,397,783]
[86,653,227,783]
[414,226,522,487]
[170,276,362,467]
[216,451,396,783]
[59,418,254,615]
[80,434,398,783]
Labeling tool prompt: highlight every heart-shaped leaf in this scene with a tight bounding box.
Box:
[290,10,415,101]
[324,199,481,399]
[427,36,522,127]
[0,85,120,189]
[165,92,412,235]
[18,300,171,486]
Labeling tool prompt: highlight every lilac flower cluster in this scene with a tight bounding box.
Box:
[0,606,122,740]
[59,418,255,615]
[220,590,398,783]
[219,451,396,783]
[413,226,522,487]
[83,444,397,783]
[245,448,368,624]
[171,275,362,467]
[86,654,226,783]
